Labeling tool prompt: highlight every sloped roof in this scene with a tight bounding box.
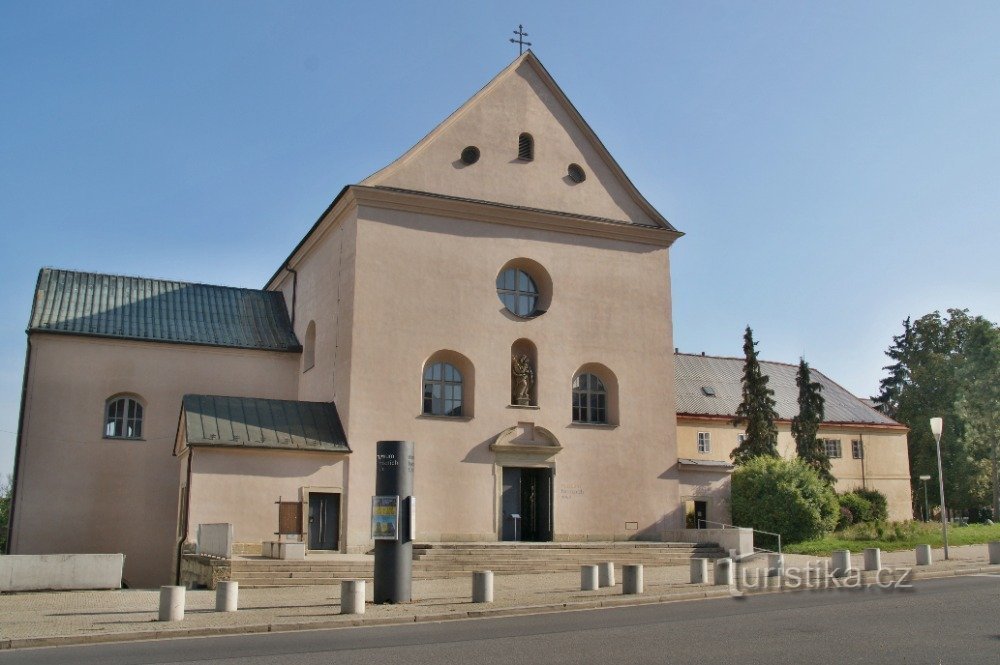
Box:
[180,395,350,453]
[675,353,900,427]
[29,268,300,352]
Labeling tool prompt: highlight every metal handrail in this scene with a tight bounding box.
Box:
[696,519,782,554]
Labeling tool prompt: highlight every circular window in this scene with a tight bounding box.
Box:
[496,268,539,318]
[461,146,480,165]
[567,163,586,183]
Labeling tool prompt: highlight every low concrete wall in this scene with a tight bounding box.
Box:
[197,523,234,559]
[663,528,754,557]
[1,554,124,592]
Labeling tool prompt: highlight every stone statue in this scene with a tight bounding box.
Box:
[512,354,534,406]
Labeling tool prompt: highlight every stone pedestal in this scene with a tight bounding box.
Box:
[158,586,185,622]
[831,550,852,578]
[622,565,643,594]
[768,553,784,578]
[863,548,882,572]
[690,558,708,584]
[216,581,238,612]
[988,541,1000,565]
[714,558,733,586]
[341,579,365,615]
[581,565,598,591]
[915,544,933,566]
[598,562,615,588]
[472,571,494,603]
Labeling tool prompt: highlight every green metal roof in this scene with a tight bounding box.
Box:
[180,395,350,453]
[29,268,300,352]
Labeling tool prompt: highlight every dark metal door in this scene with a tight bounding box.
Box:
[694,501,708,529]
[308,493,340,550]
[501,468,521,541]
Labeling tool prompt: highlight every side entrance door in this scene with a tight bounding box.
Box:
[308,493,340,550]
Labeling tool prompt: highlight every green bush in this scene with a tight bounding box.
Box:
[838,492,873,524]
[731,456,839,543]
[852,487,889,521]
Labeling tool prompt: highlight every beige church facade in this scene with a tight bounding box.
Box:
[7,53,912,588]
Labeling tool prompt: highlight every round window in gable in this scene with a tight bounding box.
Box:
[495,259,553,320]
[461,146,481,165]
[567,163,586,183]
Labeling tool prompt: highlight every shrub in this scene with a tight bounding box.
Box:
[839,492,873,524]
[837,506,854,530]
[852,488,889,522]
[731,456,839,543]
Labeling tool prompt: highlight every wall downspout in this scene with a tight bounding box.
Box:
[175,447,194,585]
[5,338,31,553]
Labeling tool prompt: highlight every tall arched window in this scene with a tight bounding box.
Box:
[423,362,464,417]
[105,396,144,438]
[303,320,316,371]
[572,374,607,424]
[518,133,534,161]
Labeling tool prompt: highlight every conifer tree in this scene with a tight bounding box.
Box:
[791,358,833,483]
[731,326,779,464]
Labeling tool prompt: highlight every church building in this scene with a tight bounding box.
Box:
[7,53,910,588]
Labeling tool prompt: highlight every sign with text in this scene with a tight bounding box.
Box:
[371,495,400,540]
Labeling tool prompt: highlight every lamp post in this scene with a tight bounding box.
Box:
[929,417,949,560]
[918,474,931,522]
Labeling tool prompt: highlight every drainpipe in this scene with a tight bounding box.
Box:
[175,447,194,585]
[860,433,866,489]
[5,338,31,553]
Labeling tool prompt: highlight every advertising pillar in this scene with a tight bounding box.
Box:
[372,440,414,603]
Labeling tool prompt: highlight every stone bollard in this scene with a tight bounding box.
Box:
[216,581,238,612]
[598,562,615,588]
[863,548,882,572]
[831,550,852,578]
[690,558,709,584]
[988,541,1000,565]
[581,564,599,591]
[714,558,734,586]
[158,586,185,622]
[915,544,933,566]
[768,553,784,578]
[472,571,494,603]
[340,579,365,615]
[622,564,643,595]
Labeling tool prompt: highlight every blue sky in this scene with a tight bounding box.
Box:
[2,1,999,477]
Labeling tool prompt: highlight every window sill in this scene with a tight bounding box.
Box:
[417,414,473,422]
[103,436,146,441]
[506,404,540,410]
[568,422,618,430]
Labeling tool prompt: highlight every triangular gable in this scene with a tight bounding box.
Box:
[363,52,674,229]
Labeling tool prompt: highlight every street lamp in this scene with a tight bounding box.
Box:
[918,474,931,522]
[929,417,949,560]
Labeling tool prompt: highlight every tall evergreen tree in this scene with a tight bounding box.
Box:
[731,326,779,464]
[791,358,832,483]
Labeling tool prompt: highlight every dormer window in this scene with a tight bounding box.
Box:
[518,133,534,161]
[701,386,716,397]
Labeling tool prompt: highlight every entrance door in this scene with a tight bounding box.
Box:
[308,493,340,550]
[501,467,552,541]
[694,501,708,529]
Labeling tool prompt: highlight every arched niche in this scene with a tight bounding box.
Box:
[511,338,538,407]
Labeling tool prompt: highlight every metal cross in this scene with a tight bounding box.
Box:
[510,24,531,55]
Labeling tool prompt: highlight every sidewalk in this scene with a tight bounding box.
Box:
[1,545,996,650]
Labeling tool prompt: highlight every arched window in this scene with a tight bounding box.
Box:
[105,396,144,438]
[303,320,316,371]
[496,268,539,318]
[423,362,464,417]
[572,374,607,424]
[518,133,534,161]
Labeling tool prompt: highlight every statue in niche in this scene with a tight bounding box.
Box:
[512,354,534,406]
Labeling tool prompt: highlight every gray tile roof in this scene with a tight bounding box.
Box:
[675,353,900,427]
[30,268,300,352]
[181,395,350,453]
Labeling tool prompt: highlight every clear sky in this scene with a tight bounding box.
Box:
[2,1,999,477]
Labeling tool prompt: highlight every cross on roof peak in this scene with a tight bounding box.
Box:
[510,24,531,55]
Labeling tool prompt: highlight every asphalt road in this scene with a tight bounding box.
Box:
[4,575,999,665]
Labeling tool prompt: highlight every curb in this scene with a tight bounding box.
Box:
[2,565,996,650]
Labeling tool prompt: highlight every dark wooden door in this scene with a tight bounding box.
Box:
[308,493,340,550]
[694,501,708,529]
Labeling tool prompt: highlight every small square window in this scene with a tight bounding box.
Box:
[697,431,711,454]
[852,440,864,459]
[824,439,842,459]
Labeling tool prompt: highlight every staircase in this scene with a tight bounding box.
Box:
[226,542,726,588]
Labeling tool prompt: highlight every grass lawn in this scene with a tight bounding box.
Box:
[784,521,1000,556]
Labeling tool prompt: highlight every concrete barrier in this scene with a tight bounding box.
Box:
[915,544,932,566]
[0,554,124,592]
[622,564,643,594]
[581,565,598,591]
[831,550,852,578]
[690,558,708,584]
[159,586,185,621]
[340,580,365,615]
[261,541,306,560]
[988,541,1000,565]
[472,571,493,603]
[768,553,784,578]
[598,562,615,588]
[863,548,882,572]
[216,581,238,612]
[662,528,755,558]
[197,523,233,559]
[714,558,733,586]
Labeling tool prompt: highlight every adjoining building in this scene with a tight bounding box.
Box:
[7,52,912,588]
[675,352,912,526]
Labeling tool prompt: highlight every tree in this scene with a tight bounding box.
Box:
[731,326,779,464]
[873,309,992,515]
[0,474,10,554]
[956,321,1000,520]
[791,358,832,483]
[731,456,839,543]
